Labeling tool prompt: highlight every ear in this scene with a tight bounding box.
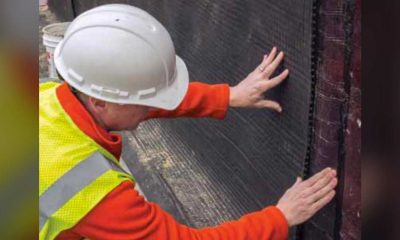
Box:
[88,97,107,113]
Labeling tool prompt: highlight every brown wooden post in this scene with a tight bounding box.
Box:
[301,0,361,239]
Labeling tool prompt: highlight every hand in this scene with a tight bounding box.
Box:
[229,47,289,112]
[276,168,338,227]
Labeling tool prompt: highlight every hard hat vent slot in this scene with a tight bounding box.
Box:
[90,84,129,99]
[138,88,156,99]
[67,69,84,83]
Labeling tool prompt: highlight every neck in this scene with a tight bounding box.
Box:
[73,91,110,131]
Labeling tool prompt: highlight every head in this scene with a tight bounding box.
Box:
[73,88,150,131]
[55,4,189,120]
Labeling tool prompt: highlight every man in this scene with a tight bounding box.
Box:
[39,4,337,240]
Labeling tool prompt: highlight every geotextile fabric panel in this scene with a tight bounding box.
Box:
[73,0,316,237]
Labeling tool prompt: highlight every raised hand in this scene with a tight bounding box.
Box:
[229,47,289,112]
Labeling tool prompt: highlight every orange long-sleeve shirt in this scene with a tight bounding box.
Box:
[55,82,288,240]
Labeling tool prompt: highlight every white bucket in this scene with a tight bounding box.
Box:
[42,22,70,78]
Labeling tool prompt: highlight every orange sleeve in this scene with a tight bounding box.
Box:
[145,82,230,120]
[61,181,288,240]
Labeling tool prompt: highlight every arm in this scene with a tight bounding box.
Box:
[145,82,230,120]
[67,181,288,240]
[146,47,291,120]
[64,168,337,240]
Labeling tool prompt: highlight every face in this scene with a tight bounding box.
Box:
[87,97,150,131]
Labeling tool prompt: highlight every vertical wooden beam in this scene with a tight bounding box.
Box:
[302,0,361,239]
[339,0,361,238]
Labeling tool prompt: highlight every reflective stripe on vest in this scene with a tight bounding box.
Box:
[39,151,128,231]
[40,82,134,239]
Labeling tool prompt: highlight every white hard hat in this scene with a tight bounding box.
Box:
[54,4,189,110]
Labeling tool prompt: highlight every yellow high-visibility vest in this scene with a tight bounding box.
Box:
[39,82,134,240]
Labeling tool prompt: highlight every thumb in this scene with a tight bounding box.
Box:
[293,177,302,186]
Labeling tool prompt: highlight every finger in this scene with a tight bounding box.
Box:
[258,47,277,71]
[260,69,289,90]
[309,170,335,193]
[303,168,332,187]
[311,190,336,213]
[263,51,284,77]
[295,177,302,185]
[308,177,338,203]
[255,100,282,112]
[292,177,302,187]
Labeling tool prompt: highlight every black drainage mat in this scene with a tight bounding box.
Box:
[102,0,317,238]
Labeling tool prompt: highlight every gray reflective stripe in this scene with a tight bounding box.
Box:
[39,152,128,231]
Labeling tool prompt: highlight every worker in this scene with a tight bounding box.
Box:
[39,4,337,240]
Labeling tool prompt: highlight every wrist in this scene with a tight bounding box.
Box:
[229,86,240,108]
[276,204,292,227]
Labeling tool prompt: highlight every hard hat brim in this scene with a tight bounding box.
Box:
[148,55,189,110]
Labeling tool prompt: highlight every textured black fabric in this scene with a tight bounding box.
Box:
[75,0,315,237]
